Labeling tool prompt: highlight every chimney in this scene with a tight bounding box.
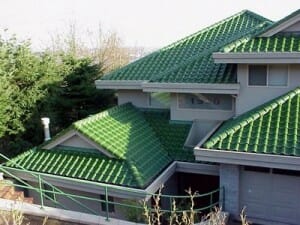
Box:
[41,117,51,141]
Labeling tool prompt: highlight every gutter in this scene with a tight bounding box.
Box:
[213,52,300,64]
[194,147,300,171]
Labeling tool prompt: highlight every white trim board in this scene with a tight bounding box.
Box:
[213,52,300,64]
[95,80,240,94]
[142,82,240,94]
[194,147,300,171]
[95,80,145,90]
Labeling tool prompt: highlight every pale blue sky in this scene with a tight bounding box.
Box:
[1,0,300,50]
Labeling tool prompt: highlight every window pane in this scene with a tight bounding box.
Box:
[248,65,267,86]
[178,93,232,110]
[268,65,288,86]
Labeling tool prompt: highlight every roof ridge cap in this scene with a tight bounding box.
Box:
[161,10,265,52]
[102,10,271,81]
[150,22,269,82]
[74,103,133,126]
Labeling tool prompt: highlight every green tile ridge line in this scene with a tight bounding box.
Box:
[160,10,272,52]
[102,10,272,82]
[102,10,257,81]
[204,87,300,149]
[150,22,270,83]
[257,9,300,36]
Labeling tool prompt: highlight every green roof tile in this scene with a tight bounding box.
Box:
[224,36,300,53]
[143,110,194,161]
[6,148,139,187]
[101,10,271,84]
[203,87,300,156]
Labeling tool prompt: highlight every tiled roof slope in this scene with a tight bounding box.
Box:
[203,88,300,156]
[6,147,140,187]
[143,111,194,161]
[223,36,300,53]
[101,10,272,83]
[7,104,192,188]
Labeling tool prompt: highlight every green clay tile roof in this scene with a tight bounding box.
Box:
[223,36,300,53]
[203,87,300,156]
[143,111,194,161]
[7,104,193,188]
[101,10,272,84]
[6,147,140,187]
[72,103,172,187]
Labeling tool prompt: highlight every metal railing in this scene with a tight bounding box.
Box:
[0,152,224,222]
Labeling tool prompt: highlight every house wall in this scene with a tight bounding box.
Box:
[118,90,149,108]
[236,64,300,115]
[26,181,128,220]
[219,164,240,219]
[170,93,235,121]
[60,135,95,149]
[185,120,219,147]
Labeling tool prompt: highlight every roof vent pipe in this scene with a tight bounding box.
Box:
[41,117,51,141]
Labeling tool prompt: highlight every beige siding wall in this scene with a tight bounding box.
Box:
[236,64,300,115]
[170,93,235,121]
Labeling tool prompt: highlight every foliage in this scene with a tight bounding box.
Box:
[119,199,145,223]
[143,187,250,225]
[0,30,118,156]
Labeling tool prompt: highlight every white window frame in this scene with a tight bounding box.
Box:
[247,64,289,88]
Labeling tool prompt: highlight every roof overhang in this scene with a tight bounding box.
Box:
[4,161,219,200]
[194,147,300,171]
[213,52,300,64]
[142,82,240,94]
[96,80,240,94]
[95,80,145,90]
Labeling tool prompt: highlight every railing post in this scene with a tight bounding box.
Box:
[105,186,109,221]
[210,192,213,212]
[222,186,225,209]
[38,174,44,209]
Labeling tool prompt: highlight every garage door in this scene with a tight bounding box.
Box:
[240,169,300,225]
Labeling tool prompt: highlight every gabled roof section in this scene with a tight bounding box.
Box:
[203,87,300,156]
[98,10,271,85]
[260,9,300,37]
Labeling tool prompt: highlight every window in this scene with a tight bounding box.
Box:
[100,195,115,212]
[248,65,288,86]
[178,93,232,111]
[149,92,170,108]
[248,65,267,86]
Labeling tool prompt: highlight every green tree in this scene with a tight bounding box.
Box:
[0,31,116,156]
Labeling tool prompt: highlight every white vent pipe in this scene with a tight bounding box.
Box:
[41,117,51,141]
